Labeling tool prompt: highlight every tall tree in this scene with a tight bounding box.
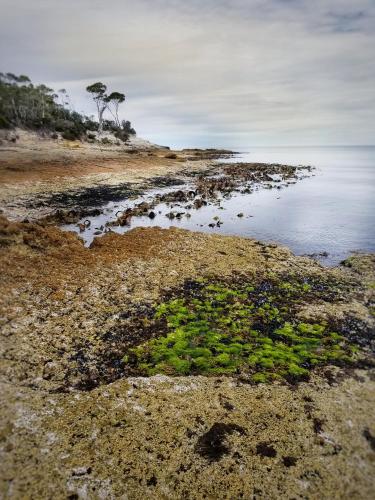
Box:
[86,82,108,134]
[105,91,125,128]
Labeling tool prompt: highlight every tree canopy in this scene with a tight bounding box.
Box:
[86,82,126,132]
[0,73,135,142]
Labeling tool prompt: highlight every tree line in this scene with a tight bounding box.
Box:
[0,72,136,142]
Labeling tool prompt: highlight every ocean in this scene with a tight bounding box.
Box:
[64,146,375,266]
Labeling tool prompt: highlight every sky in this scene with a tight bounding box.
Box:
[1,0,375,148]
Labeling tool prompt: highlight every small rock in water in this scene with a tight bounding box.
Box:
[148,211,156,219]
[237,213,244,218]
[137,201,151,213]
[304,251,329,259]
[194,198,206,209]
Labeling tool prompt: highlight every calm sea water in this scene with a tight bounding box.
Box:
[216,146,375,264]
[64,146,375,266]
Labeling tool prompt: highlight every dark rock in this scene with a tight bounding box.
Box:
[136,202,151,213]
[282,456,297,467]
[193,198,206,209]
[256,442,277,458]
[363,428,375,451]
[146,475,158,486]
[313,418,324,434]
[195,422,246,462]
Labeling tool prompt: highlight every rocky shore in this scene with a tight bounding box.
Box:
[0,129,234,221]
[0,133,374,499]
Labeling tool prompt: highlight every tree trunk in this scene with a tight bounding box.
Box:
[98,107,105,134]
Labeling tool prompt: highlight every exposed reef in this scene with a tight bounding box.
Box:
[0,140,374,498]
[0,216,374,499]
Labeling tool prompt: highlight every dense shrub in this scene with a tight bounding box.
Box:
[114,129,129,143]
[54,119,76,132]
[102,119,117,132]
[62,130,80,141]
[0,115,11,128]
[101,137,113,145]
[121,120,136,135]
[84,119,99,131]
[0,72,136,140]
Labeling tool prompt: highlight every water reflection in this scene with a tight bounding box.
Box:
[63,146,375,266]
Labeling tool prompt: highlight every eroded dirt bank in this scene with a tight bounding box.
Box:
[0,216,374,499]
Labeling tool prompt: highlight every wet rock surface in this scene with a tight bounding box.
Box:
[0,216,374,497]
[28,182,140,210]
[59,161,314,245]
[1,138,374,497]
[0,141,221,221]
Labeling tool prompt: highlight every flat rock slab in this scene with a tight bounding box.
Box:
[0,218,374,498]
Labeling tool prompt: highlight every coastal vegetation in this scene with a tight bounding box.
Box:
[124,276,359,381]
[0,72,136,141]
[86,81,126,134]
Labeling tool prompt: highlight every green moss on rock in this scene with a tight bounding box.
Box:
[124,278,357,381]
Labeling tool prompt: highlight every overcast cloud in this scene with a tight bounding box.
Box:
[1,0,374,147]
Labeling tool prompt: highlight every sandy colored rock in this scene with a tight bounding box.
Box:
[0,130,222,220]
[0,135,374,498]
[0,215,374,498]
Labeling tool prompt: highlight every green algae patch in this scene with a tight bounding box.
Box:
[124,278,357,381]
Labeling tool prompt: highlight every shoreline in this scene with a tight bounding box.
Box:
[0,131,374,498]
[0,129,235,221]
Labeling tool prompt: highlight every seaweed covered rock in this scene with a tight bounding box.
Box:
[124,276,366,381]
